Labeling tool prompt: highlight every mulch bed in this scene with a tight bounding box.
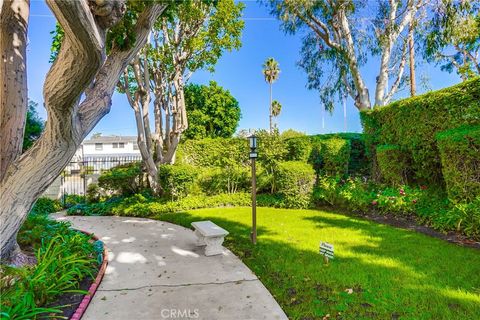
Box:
[318,205,480,250]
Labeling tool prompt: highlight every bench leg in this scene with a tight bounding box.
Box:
[195,230,205,246]
[204,236,225,256]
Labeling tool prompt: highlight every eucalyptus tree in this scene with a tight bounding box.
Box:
[424,0,479,80]
[119,0,244,193]
[266,0,428,110]
[262,57,281,132]
[0,0,168,261]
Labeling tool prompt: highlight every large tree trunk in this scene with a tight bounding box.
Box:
[0,0,167,260]
[269,83,273,133]
[374,41,392,107]
[162,71,187,164]
[0,0,29,182]
[133,106,161,194]
[409,20,416,97]
[337,8,371,110]
[122,55,162,195]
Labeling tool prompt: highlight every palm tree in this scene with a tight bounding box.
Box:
[271,100,282,131]
[262,57,280,133]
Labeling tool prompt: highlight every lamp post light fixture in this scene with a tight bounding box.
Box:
[249,134,258,244]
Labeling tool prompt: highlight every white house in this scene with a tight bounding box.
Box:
[44,135,142,199]
[82,135,141,159]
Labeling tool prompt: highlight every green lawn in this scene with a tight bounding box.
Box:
[158,207,480,320]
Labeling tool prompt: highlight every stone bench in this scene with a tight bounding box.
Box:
[191,221,229,256]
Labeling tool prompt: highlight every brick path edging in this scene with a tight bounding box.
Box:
[70,230,108,320]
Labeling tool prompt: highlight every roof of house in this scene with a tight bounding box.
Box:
[83,136,137,144]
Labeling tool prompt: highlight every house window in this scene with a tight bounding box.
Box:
[112,143,118,148]
[95,143,103,151]
[119,142,125,148]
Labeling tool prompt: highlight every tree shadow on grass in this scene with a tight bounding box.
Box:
[157,210,480,320]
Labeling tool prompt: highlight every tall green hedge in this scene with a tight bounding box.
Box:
[376,145,410,186]
[361,77,480,184]
[436,125,480,202]
[177,138,248,167]
[285,133,368,176]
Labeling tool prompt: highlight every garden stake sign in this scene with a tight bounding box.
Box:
[320,242,334,264]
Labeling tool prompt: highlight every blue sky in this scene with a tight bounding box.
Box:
[27,0,461,136]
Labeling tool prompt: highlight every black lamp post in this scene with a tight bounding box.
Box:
[249,135,258,244]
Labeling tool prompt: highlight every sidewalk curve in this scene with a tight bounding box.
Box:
[51,214,288,320]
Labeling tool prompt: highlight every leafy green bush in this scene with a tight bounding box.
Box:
[110,193,252,217]
[376,145,410,186]
[446,197,480,239]
[29,197,62,215]
[18,214,71,250]
[313,176,375,212]
[312,176,480,239]
[67,197,122,216]
[63,194,86,208]
[159,164,200,199]
[199,165,250,195]
[98,162,143,195]
[275,161,315,208]
[436,125,480,202]
[361,77,480,184]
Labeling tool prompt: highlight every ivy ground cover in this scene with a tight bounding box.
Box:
[159,207,480,320]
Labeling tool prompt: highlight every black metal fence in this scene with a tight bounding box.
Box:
[61,156,142,199]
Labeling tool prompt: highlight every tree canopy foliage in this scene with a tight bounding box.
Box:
[424,0,480,80]
[184,81,241,139]
[265,0,427,111]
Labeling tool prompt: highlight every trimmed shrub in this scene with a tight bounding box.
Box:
[98,162,143,195]
[275,161,315,208]
[361,77,480,184]
[376,145,410,186]
[159,164,200,200]
[436,125,480,202]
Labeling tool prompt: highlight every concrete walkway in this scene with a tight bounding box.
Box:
[52,214,287,320]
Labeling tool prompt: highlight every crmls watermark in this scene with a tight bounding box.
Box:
[160,309,200,319]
